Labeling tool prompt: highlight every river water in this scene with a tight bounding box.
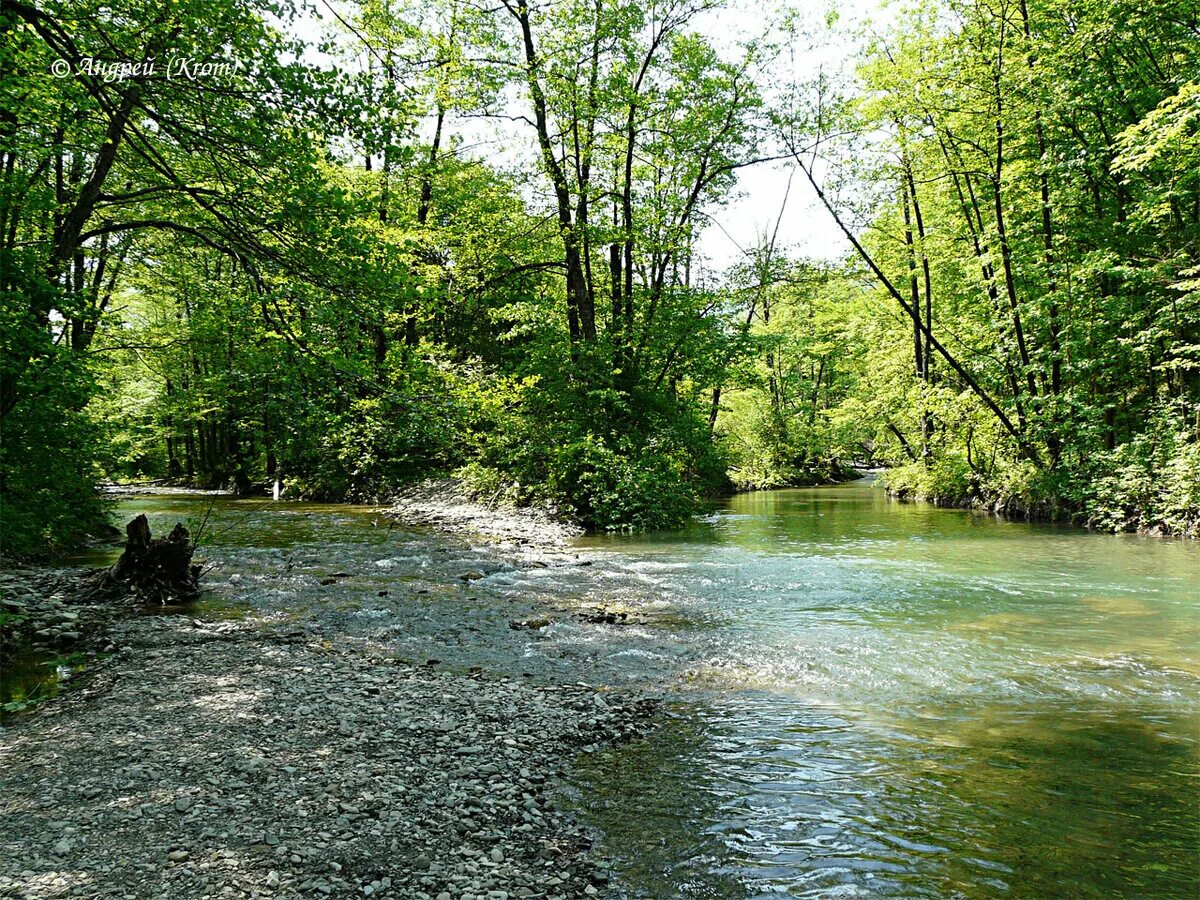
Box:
[40,480,1200,896]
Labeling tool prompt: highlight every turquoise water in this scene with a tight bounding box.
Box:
[566,482,1200,897]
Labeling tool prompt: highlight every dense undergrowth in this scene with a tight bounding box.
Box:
[884,405,1200,537]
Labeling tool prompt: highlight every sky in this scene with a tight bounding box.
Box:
[295,0,892,274]
[681,0,891,271]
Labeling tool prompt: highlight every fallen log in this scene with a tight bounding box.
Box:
[94,514,201,604]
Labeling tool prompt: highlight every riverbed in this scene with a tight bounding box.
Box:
[7,479,1198,897]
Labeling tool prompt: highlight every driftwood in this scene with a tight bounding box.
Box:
[94,514,201,604]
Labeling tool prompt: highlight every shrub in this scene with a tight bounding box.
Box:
[1083,407,1200,536]
[1,255,111,556]
[546,435,699,531]
[459,368,724,531]
[0,366,112,556]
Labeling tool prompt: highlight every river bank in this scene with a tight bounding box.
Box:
[4,481,1198,897]
[0,497,659,899]
[880,456,1200,538]
[387,480,584,549]
[883,482,1200,538]
[0,566,97,671]
[0,477,581,680]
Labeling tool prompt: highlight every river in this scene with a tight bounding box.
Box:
[32,479,1200,897]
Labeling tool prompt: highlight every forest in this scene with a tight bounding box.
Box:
[2,0,1198,555]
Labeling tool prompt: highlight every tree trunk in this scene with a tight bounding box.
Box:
[94,515,201,604]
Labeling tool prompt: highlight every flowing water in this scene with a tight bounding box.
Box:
[27,481,1200,896]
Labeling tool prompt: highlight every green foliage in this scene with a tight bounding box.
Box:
[3,0,1196,543]
[0,253,110,555]
[884,455,976,506]
[752,0,1200,534]
[283,359,500,500]
[881,406,1200,537]
[1,0,339,542]
[0,390,111,556]
[548,435,699,531]
[717,262,867,490]
[1084,406,1200,537]
[460,367,725,531]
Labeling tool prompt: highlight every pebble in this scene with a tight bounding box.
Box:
[0,567,94,659]
[0,509,657,900]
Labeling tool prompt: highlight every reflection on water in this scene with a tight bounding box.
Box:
[569,482,1200,898]
[34,482,1200,896]
[569,708,748,899]
[1,648,87,708]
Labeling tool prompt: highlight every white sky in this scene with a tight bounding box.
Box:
[295,0,892,273]
[686,0,891,271]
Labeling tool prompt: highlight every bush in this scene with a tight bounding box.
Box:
[283,360,491,501]
[1,254,111,556]
[0,370,112,556]
[459,368,724,531]
[544,435,698,531]
[0,399,112,556]
[880,403,1199,536]
[1083,407,1200,536]
[884,453,975,505]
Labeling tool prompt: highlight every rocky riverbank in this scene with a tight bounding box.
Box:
[1,493,662,900]
[0,566,113,670]
[388,481,583,549]
[0,609,657,900]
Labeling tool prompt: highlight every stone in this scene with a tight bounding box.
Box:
[509,619,551,631]
[0,532,658,900]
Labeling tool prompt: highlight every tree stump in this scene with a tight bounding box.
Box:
[95,515,201,604]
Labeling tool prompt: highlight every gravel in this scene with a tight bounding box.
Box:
[2,487,657,899]
[0,566,111,665]
[0,606,657,899]
[388,481,583,548]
